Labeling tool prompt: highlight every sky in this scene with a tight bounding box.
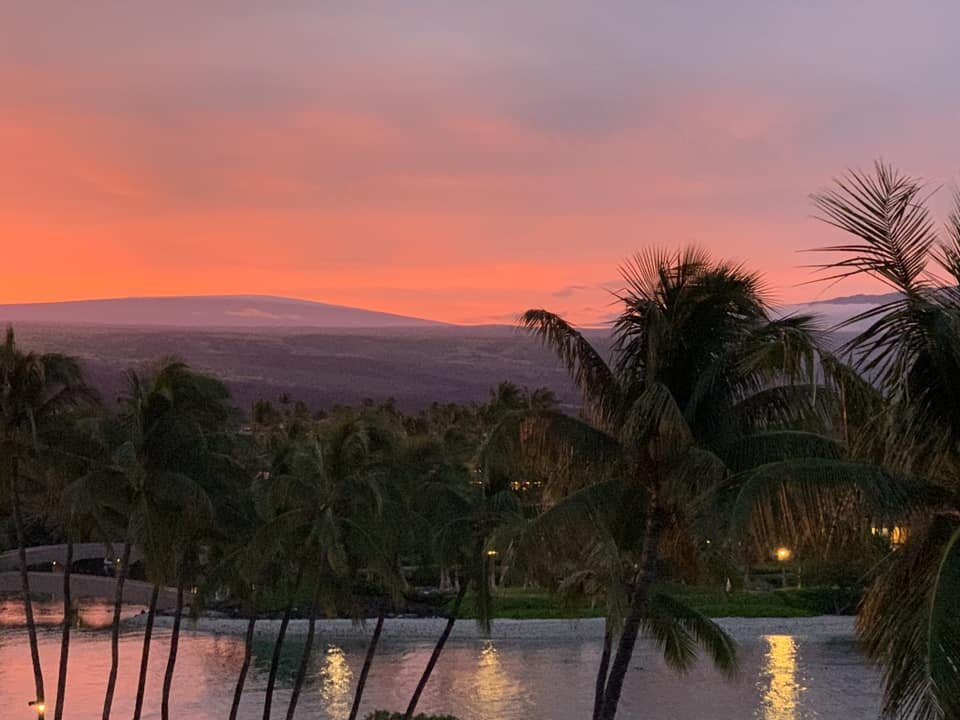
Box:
[2,2,959,324]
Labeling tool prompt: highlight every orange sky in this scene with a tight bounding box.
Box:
[3,3,959,324]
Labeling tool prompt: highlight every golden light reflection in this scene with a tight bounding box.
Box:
[320,645,353,720]
[477,642,501,690]
[475,641,512,709]
[758,635,801,720]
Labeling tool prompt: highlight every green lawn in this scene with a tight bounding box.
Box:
[455,584,859,620]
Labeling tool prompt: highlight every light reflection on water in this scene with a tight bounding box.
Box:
[320,645,353,719]
[758,635,803,720]
[0,600,881,719]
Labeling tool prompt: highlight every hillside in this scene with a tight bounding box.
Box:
[0,295,442,329]
[9,325,591,413]
[0,291,882,413]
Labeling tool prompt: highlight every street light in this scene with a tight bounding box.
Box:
[29,699,45,718]
[774,546,792,588]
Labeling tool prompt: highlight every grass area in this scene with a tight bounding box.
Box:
[661,584,859,617]
[458,588,597,620]
[455,584,860,620]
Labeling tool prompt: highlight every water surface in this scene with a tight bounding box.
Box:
[0,601,880,719]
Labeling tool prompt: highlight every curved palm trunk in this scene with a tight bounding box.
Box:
[131,584,160,720]
[53,541,74,720]
[348,611,385,720]
[262,607,293,720]
[598,506,664,720]
[403,582,468,720]
[263,565,304,720]
[229,610,257,720]
[592,620,613,720]
[285,582,323,720]
[160,578,186,720]
[101,536,132,720]
[10,459,46,715]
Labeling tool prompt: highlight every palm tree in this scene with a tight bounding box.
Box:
[741,163,960,719]
[251,411,394,720]
[68,359,229,720]
[258,562,303,720]
[150,369,234,720]
[485,247,844,720]
[0,327,91,716]
[230,604,258,720]
[343,430,411,720]
[204,455,263,720]
[55,540,72,720]
[347,610,385,720]
[131,584,159,720]
[401,435,522,720]
[39,412,102,720]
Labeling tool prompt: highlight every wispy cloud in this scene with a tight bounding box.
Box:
[1,2,956,321]
[552,284,590,298]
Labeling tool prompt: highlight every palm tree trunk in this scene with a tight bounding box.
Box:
[348,611,385,720]
[592,619,613,720]
[403,582,468,720]
[262,606,293,720]
[131,584,160,720]
[101,535,132,720]
[263,564,304,720]
[229,609,257,720]
[285,581,323,720]
[53,541,74,720]
[10,458,45,715]
[598,506,664,720]
[160,578,186,720]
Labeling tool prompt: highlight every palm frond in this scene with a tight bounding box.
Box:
[662,446,729,509]
[722,431,842,474]
[510,479,629,590]
[730,458,918,555]
[481,409,621,501]
[621,381,693,462]
[726,384,835,436]
[859,513,960,720]
[810,162,938,295]
[644,593,738,677]
[519,309,622,424]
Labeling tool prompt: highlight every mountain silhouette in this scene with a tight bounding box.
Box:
[0,295,444,329]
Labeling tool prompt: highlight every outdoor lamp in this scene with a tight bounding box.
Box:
[774,546,792,588]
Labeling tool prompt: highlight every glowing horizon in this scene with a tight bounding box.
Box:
[3,3,957,324]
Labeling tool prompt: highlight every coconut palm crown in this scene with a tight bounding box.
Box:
[802,163,960,720]
[483,246,867,720]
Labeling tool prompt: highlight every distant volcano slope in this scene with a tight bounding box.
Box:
[0,295,445,329]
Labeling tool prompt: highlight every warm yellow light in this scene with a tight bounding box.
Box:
[760,635,799,719]
[890,526,908,545]
[486,550,498,557]
[774,547,792,562]
[29,700,46,714]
